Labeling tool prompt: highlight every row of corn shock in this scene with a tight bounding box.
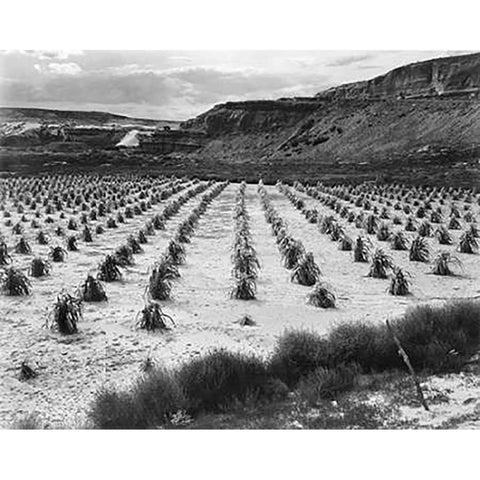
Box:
[141,181,229,331]
[258,181,335,308]
[230,182,260,300]
[278,181,412,296]
[0,178,211,337]
[285,181,479,293]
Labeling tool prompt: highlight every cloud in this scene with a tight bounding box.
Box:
[1,61,328,120]
[2,50,464,121]
[23,50,84,61]
[326,54,376,67]
[32,61,82,75]
[47,62,82,75]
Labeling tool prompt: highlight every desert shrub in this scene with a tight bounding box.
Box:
[291,252,321,286]
[327,321,395,371]
[96,225,104,235]
[46,292,82,334]
[136,301,175,331]
[394,300,480,371]
[67,235,78,251]
[388,267,411,296]
[1,267,32,295]
[89,388,143,429]
[0,241,12,266]
[29,257,51,277]
[297,363,360,404]
[353,236,370,262]
[49,245,67,262]
[368,249,393,278]
[177,349,273,414]
[230,274,257,300]
[269,329,330,387]
[409,236,429,262]
[79,274,107,302]
[98,255,122,282]
[55,226,65,237]
[15,237,32,254]
[458,231,478,254]
[307,281,336,308]
[390,231,409,250]
[11,413,44,430]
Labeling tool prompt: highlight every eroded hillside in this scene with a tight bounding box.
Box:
[180,53,480,185]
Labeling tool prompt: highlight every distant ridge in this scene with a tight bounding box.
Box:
[0,106,180,128]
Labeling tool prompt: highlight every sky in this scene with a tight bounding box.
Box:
[0,50,474,121]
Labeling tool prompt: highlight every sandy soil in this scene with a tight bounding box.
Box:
[0,182,479,428]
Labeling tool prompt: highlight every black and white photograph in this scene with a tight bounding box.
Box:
[0,1,479,478]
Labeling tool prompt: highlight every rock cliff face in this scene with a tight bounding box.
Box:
[316,53,480,100]
[179,52,480,186]
[183,53,480,139]
[181,99,321,136]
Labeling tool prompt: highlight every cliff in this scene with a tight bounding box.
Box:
[181,99,321,136]
[316,52,480,101]
[178,52,480,185]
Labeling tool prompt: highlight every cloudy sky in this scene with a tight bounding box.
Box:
[0,50,473,121]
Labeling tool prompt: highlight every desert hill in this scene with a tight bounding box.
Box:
[0,107,179,128]
[181,52,480,185]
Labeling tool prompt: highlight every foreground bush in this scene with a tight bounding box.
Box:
[395,300,480,371]
[89,299,480,428]
[90,349,281,428]
[297,363,360,404]
[90,368,185,429]
[270,299,480,386]
[178,349,278,414]
[269,329,331,387]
